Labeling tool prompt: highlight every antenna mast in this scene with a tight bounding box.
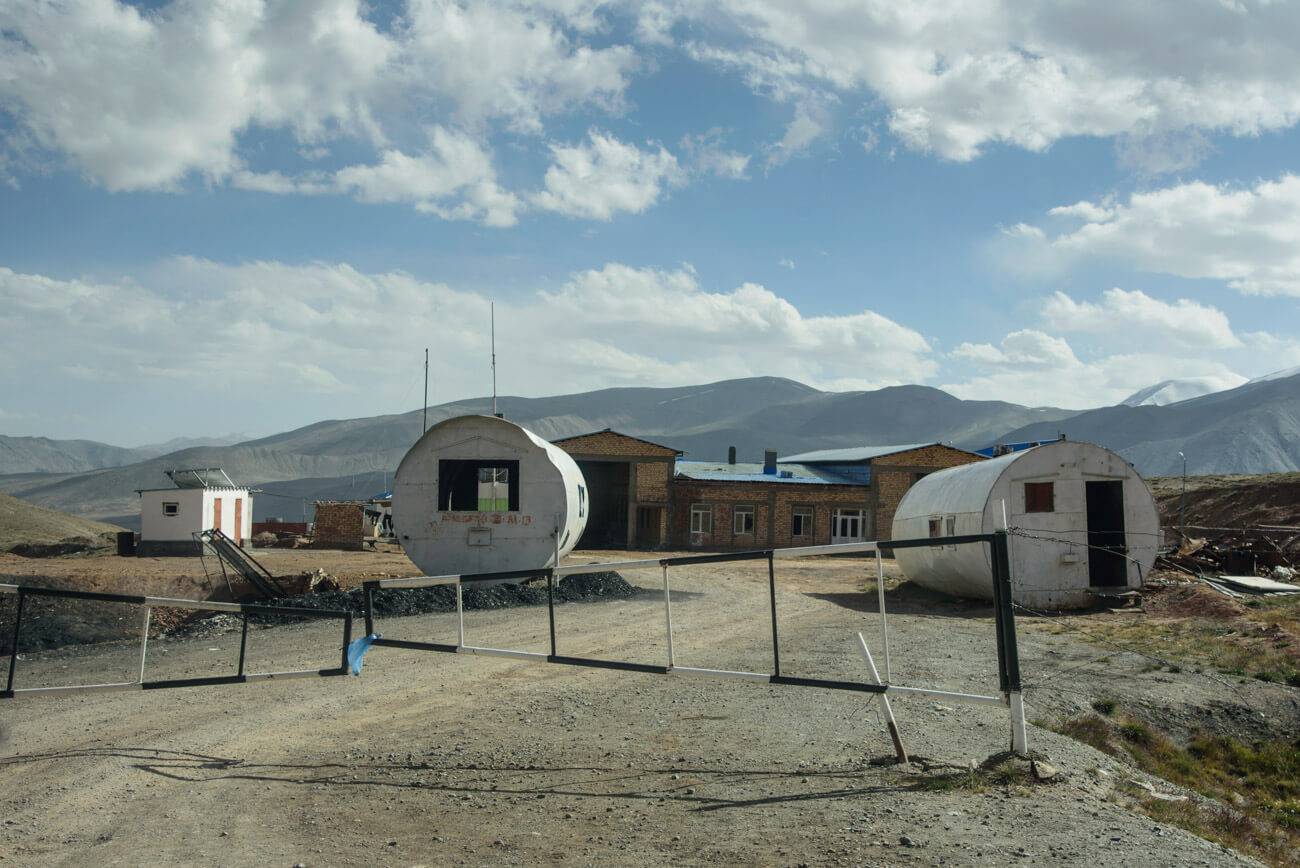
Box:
[422,347,429,433]
[491,302,498,415]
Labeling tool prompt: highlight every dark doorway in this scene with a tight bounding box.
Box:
[1086,480,1128,587]
[575,461,629,548]
[635,506,661,549]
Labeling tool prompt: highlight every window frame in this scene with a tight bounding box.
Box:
[162,502,179,517]
[689,503,713,534]
[791,506,814,538]
[733,504,756,535]
[437,458,520,512]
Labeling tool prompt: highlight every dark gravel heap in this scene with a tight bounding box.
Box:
[3,572,641,651]
[228,570,642,629]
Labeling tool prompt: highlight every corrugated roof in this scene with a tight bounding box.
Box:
[778,444,938,464]
[552,428,683,455]
[675,460,860,485]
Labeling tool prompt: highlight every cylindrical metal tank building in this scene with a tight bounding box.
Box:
[392,415,588,577]
[891,440,1160,609]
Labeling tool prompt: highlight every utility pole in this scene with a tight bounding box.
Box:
[1178,451,1187,546]
[491,302,498,416]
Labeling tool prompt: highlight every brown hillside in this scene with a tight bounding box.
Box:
[1148,471,1300,534]
[0,491,125,550]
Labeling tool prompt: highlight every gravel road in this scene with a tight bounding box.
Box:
[2,551,1290,866]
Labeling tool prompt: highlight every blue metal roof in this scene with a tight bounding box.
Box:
[675,460,861,485]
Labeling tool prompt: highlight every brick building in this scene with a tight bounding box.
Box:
[552,429,681,549]
[778,444,986,543]
[550,431,984,552]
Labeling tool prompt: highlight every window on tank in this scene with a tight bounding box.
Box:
[1024,481,1054,512]
[438,459,520,511]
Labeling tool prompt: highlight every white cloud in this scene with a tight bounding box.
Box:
[778,258,795,270]
[951,329,1080,371]
[1041,288,1241,350]
[678,1,1300,162]
[1014,175,1300,296]
[0,0,637,193]
[0,0,394,191]
[539,263,935,385]
[333,126,521,226]
[398,0,637,134]
[678,129,750,180]
[532,130,685,219]
[0,259,938,438]
[944,329,1250,408]
[767,101,828,168]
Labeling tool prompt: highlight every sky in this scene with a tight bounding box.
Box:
[3,0,1300,447]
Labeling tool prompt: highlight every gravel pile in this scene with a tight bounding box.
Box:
[186,570,640,633]
[5,571,639,649]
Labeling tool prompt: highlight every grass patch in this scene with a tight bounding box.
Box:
[919,759,1034,793]
[1091,698,1117,716]
[1051,707,1300,866]
[1036,594,1300,687]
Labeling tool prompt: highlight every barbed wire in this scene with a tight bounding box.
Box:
[1005,527,1153,570]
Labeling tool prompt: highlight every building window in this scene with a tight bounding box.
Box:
[690,504,712,534]
[438,459,520,511]
[792,507,813,537]
[733,505,756,535]
[832,508,864,541]
[946,515,956,536]
[928,518,942,537]
[163,502,179,516]
[1024,481,1054,513]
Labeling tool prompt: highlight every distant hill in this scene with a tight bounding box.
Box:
[0,492,125,549]
[0,435,150,475]
[1001,372,1300,476]
[9,371,1299,526]
[0,377,1075,526]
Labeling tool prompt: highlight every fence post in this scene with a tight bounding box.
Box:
[990,530,1027,753]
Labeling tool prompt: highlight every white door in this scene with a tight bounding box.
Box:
[832,508,863,545]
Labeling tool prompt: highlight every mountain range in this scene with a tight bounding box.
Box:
[1,372,1297,530]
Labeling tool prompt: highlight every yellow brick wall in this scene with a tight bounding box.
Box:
[871,446,984,539]
[673,482,870,549]
[637,460,670,503]
[556,431,677,457]
[313,501,365,550]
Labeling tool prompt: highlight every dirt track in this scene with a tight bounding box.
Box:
[1,550,1290,866]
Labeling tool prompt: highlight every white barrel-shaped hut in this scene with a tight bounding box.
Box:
[891,440,1160,609]
[392,415,588,577]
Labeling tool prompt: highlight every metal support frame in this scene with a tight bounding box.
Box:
[359,530,1028,754]
[1,584,352,698]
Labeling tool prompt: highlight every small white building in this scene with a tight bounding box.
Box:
[891,440,1160,609]
[138,468,252,557]
[392,415,589,578]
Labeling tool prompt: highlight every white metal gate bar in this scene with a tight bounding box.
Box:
[359,532,1027,755]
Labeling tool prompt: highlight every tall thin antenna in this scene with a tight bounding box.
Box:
[422,347,429,433]
[491,302,498,415]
